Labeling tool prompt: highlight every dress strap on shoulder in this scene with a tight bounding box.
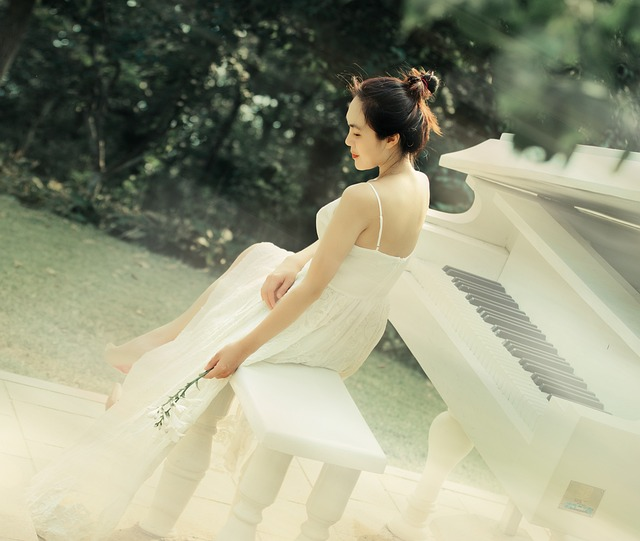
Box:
[367,183,383,251]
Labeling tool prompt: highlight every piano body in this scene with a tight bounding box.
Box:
[387,134,640,541]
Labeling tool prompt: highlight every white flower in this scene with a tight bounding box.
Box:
[163,404,192,442]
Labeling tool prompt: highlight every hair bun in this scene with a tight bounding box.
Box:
[421,71,440,95]
[403,68,440,102]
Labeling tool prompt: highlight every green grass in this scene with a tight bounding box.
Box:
[0,194,500,492]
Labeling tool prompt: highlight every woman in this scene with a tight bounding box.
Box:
[27,67,441,540]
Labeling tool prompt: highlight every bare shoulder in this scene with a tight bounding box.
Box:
[340,183,375,209]
[414,169,430,187]
[414,170,430,203]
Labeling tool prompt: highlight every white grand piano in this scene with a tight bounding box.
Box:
[387,134,640,541]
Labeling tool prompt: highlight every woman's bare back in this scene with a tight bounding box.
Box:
[355,170,430,258]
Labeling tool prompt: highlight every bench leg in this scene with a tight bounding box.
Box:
[387,410,473,540]
[296,464,360,541]
[217,443,292,541]
[138,384,235,537]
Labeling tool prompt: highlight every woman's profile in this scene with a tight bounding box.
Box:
[27,66,442,541]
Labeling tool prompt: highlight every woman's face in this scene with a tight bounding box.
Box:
[344,97,388,171]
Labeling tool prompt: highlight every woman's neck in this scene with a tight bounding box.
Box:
[377,155,413,180]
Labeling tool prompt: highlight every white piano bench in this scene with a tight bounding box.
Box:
[216,362,387,541]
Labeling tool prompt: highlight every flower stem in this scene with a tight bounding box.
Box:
[154,368,213,429]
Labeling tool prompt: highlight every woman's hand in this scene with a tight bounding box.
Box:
[260,260,299,309]
[203,339,252,379]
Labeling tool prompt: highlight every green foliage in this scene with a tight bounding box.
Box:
[404,0,639,158]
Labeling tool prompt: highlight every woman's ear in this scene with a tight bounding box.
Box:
[386,133,400,149]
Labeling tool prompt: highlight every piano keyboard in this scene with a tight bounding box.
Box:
[442,266,606,413]
[408,260,607,431]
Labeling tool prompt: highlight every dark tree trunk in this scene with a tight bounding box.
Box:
[12,96,57,158]
[201,86,244,189]
[0,0,36,81]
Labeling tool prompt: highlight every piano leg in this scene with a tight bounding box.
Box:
[387,410,474,541]
[499,498,523,535]
[549,531,583,541]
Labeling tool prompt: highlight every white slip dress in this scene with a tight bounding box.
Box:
[26,184,411,541]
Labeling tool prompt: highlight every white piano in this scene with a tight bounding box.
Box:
[387,134,640,541]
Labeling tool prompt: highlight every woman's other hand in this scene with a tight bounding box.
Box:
[260,241,319,309]
[260,260,299,309]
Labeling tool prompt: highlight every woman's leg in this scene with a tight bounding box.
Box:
[105,244,262,374]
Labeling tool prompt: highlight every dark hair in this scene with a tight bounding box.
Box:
[349,67,442,161]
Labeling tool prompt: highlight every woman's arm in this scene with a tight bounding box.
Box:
[205,185,373,378]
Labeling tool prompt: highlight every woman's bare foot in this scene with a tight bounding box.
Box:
[105,342,140,374]
[105,382,123,409]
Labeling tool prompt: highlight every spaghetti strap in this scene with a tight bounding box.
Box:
[367,183,383,251]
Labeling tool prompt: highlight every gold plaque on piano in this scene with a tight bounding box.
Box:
[559,481,605,517]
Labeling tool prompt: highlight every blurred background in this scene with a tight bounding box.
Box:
[1,0,637,263]
[0,0,638,484]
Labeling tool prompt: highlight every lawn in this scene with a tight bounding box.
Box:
[0,194,499,492]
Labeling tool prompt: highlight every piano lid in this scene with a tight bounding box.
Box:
[440,133,640,228]
[439,134,640,297]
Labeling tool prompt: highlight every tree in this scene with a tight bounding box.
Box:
[0,0,36,81]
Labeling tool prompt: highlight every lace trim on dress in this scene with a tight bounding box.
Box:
[30,490,95,541]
